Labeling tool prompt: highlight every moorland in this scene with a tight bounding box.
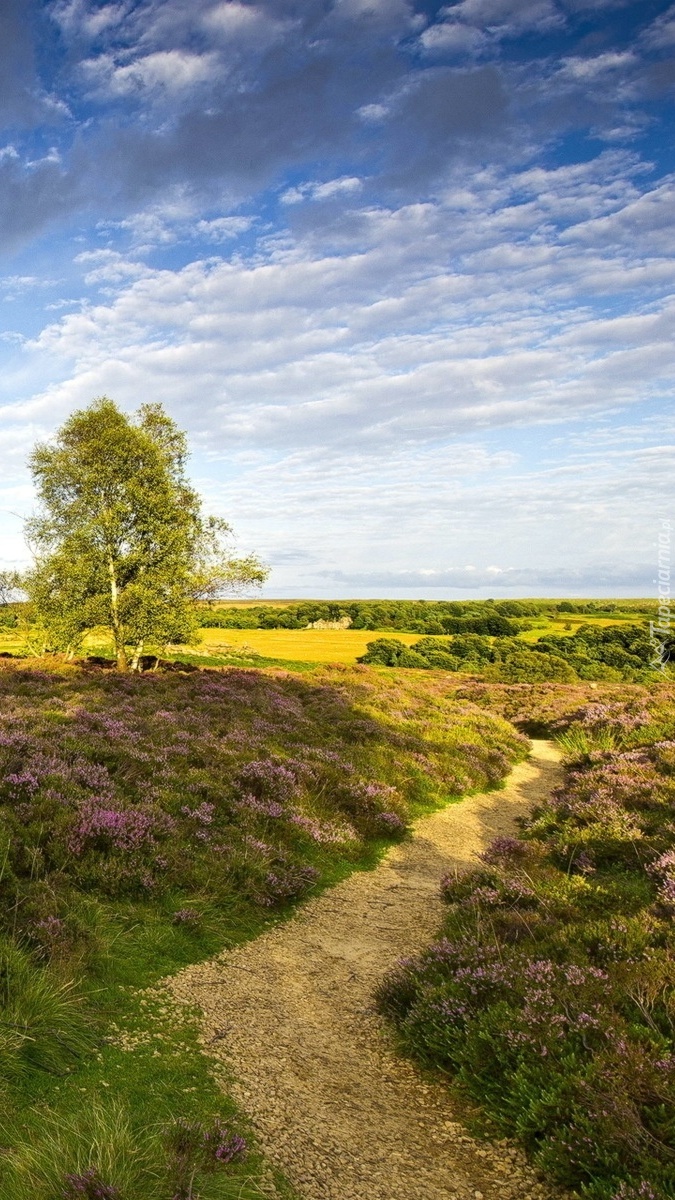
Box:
[0,593,672,1200]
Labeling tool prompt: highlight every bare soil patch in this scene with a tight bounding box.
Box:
[169,741,565,1200]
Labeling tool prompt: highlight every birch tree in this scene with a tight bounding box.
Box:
[25,397,267,669]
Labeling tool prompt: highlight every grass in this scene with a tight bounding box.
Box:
[0,658,526,1199]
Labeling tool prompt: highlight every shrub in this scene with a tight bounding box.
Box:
[357,638,430,667]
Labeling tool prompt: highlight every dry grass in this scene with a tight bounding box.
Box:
[193,627,421,663]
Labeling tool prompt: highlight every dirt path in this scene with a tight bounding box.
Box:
[169,740,564,1200]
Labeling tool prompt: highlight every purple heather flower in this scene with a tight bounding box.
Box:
[478,835,528,864]
[62,1168,121,1199]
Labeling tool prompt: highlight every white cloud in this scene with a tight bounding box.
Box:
[640,4,675,50]
[281,177,363,205]
[559,51,636,80]
[434,0,563,37]
[74,250,151,285]
[420,21,488,56]
[195,216,255,240]
[82,49,220,98]
[203,1,292,44]
[49,0,130,38]
[357,103,389,122]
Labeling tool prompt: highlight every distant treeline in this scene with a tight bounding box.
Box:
[359,623,666,682]
[196,598,651,635]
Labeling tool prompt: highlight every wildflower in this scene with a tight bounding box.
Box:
[478,835,528,863]
[62,1168,121,1199]
[172,909,201,925]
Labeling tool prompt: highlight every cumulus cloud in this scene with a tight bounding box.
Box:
[25,164,675,454]
[195,215,255,240]
[420,0,563,47]
[0,0,663,254]
[202,1,294,45]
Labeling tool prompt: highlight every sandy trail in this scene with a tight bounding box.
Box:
[169,740,564,1200]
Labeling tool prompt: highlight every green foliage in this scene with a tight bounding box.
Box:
[0,571,24,608]
[1,1099,259,1200]
[354,621,666,683]
[489,646,579,682]
[356,638,431,667]
[25,398,267,669]
[0,935,94,1082]
[1,1100,157,1200]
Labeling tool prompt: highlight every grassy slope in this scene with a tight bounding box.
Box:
[0,660,526,1200]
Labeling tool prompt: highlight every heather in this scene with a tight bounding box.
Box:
[451,680,669,737]
[377,694,675,1199]
[0,659,524,1199]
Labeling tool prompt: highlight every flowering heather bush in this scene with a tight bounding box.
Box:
[378,701,675,1199]
[453,680,675,740]
[0,661,523,916]
[477,834,528,864]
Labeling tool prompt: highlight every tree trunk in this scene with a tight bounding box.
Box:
[130,641,144,672]
[107,553,128,671]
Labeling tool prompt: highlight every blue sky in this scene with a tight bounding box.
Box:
[0,0,674,597]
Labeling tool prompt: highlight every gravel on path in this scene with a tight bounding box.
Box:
[169,739,567,1200]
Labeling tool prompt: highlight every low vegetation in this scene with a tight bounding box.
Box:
[0,658,525,1198]
[377,688,675,1200]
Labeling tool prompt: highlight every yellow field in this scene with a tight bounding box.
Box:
[193,627,421,663]
[0,625,420,665]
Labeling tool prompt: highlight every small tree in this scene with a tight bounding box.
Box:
[25,397,268,669]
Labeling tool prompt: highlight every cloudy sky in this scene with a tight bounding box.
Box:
[0,0,673,597]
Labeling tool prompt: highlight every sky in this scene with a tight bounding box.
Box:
[0,0,674,599]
